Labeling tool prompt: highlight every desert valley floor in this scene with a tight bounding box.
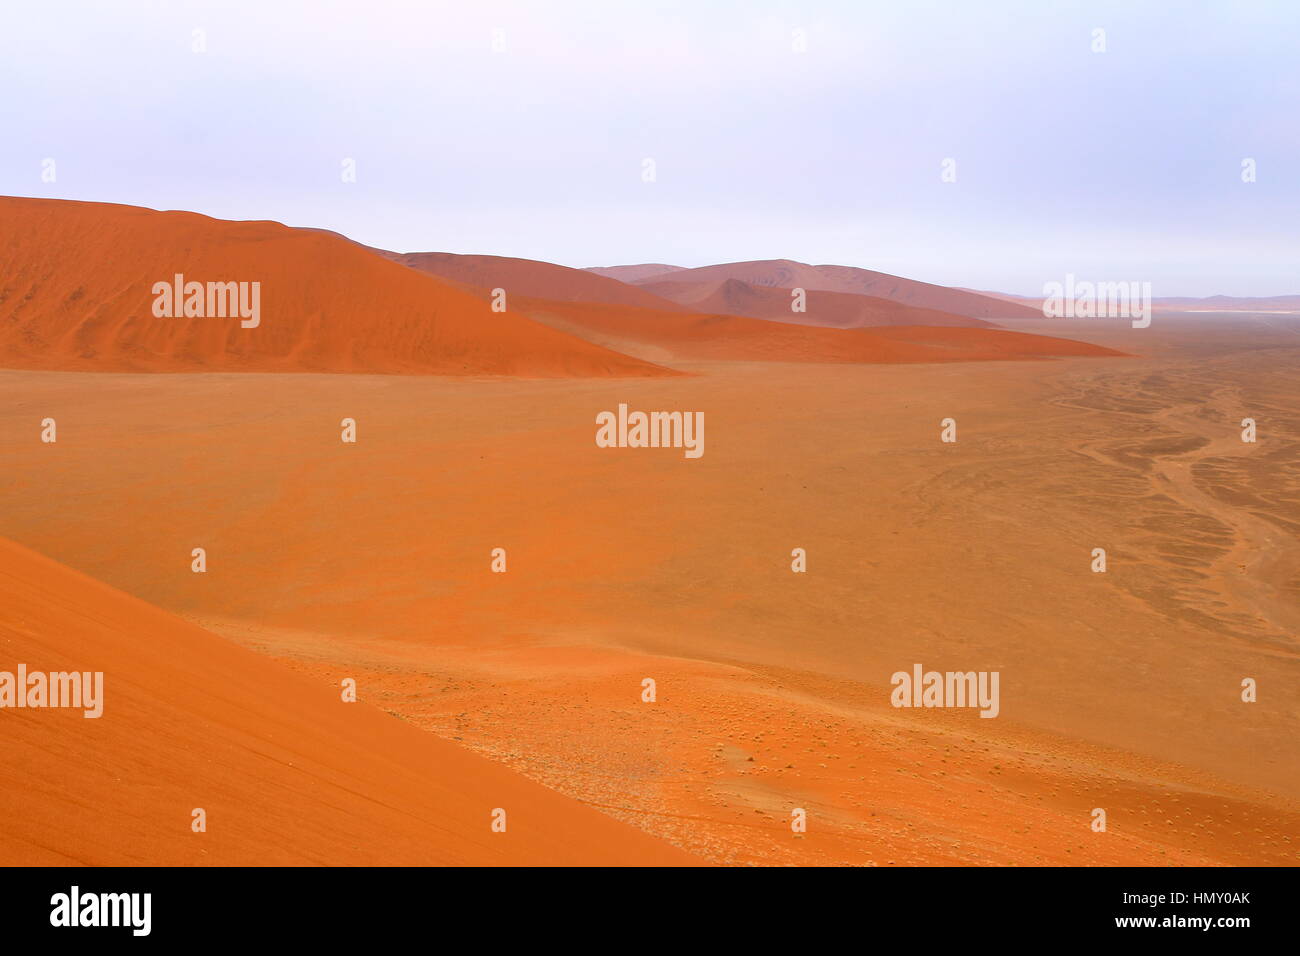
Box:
[2,313,1297,866]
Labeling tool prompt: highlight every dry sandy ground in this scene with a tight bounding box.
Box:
[0,538,696,865]
[1,313,1296,865]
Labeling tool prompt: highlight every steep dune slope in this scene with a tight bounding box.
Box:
[0,197,671,377]
[0,536,698,866]
[628,259,1043,320]
[514,296,1125,364]
[641,277,994,329]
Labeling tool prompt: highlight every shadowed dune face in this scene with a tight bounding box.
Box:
[624,259,1045,320]
[0,196,673,378]
[0,536,698,866]
[382,251,689,312]
[640,277,995,329]
[512,295,1125,364]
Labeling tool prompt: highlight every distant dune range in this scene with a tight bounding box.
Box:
[378,250,1003,331]
[639,277,993,329]
[508,296,1124,364]
[0,197,672,377]
[592,259,1046,320]
[0,536,697,865]
[374,250,1121,362]
[0,196,1128,377]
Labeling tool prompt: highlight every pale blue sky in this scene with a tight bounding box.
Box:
[2,0,1297,295]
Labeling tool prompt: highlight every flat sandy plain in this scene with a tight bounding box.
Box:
[1,313,1296,866]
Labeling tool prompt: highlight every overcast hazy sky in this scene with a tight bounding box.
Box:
[2,0,1297,295]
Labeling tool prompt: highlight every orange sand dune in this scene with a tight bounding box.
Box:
[641,277,994,329]
[627,259,1044,320]
[381,250,689,312]
[0,536,698,866]
[514,295,1125,364]
[585,263,686,283]
[0,196,671,378]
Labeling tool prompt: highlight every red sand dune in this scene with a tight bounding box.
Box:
[625,259,1044,320]
[514,295,1125,364]
[0,196,671,378]
[641,277,994,329]
[381,250,687,312]
[585,263,686,283]
[0,536,698,866]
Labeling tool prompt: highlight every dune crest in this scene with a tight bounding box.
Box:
[0,196,672,378]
